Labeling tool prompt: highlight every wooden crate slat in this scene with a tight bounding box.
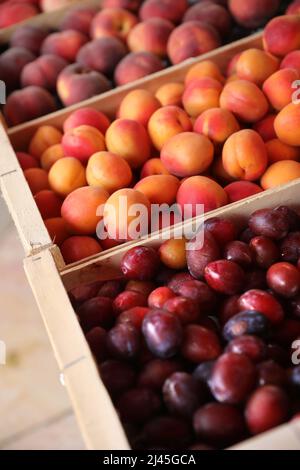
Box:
[230,422,300,450]
[24,248,130,451]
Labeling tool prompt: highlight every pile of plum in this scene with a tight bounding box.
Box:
[70,206,300,450]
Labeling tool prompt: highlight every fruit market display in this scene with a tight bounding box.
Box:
[1,0,290,125]
[69,205,300,449]
[15,11,300,264]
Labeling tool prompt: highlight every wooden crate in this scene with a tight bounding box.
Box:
[24,178,300,450]
[1,31,263,260]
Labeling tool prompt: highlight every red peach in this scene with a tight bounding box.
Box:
[236,48,279,86]
[194,108,240,145]
[59,6,97,35]
[34,189,63,219]
[16,152,39,170]
[263,15,300,57]
[261,160,300,190]
[118,89,161,127]
[86,151,133,193]
[140,0,188,24]
[0,47,36,92]
[280,50,300,74]
[140,158,170,178]
[10,25,48,55]
[24,168,50,195]
[102,0,142,11]
[263,68,300,111]
[127,18,174,57]
[155,82,184,107]
[21,54,68,90]
[44,217,69,246]
[48,157,87,197]
[63,108,110,135]
[224,181,263,203]
[114,51,164,86]
[286,0,300,14]
[134,174,180,204]
[0,2,38,28]
[229,0,280,28]
[61,236,102,264]
[148,105,192,151]
[183,2,232,37]
[90,7,138,42]
[76,37,127,76]
[62,125,106,165]
[41,29,88,62]
[182,77,223,117]
[29,125,63,159]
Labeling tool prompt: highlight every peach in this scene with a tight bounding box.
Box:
[185,60,225,85]
[16,152,39,170]
[29,126,62,160]
[62,125,106,165]
[263,15,300,58]
[212,156,235,184]
[24,168,50,195]
[220,80,269,123]
[274,103,300,146]
[40,0,79,12]
[177,175,228,216]
[44,218,69,246]
[183,2,232,37]
[266,139,300,164]
[63,108,110,135]
[40,144,65,171]
[161,131,214,178]
[167,21,221,65]
[0,2,38,28]
[114,51,164,86]
[236,48,279,86]
[134,175,180,204]
[127,18,174,57]
[261,160,300,190]
[10,25,48,55]
[77,37,127,76]
[148,105,192,151]
[106,119,151,169]
[3,86,57,127]
[224,181,263,203]
[34,189,63,219]
[222,129,268,181]
[182,77,223,117]
[0,47,35,92]
[61,236,102,264]
[139,0,188,24]
[229,0,280,28]
[48,157,87,197]
[41,30,88,62]
[280,51,300,74]
[118,89,161,127]
[57,64,111,107]
[286,0,300,14]
[155,82,184,107]
[103,188,151,241]
[90,7,138,42]
[102,0,142,11]
[262,68,300,112]
[140,158,170,178]
[59,6,97,35]
[21,54,68,90]
[61,186,109,235]
[253,114,277,142]
[194,108,240,145]
[159,239,187,270]
[86,151,132,193]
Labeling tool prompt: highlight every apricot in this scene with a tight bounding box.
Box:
[155,82,184,107]
[61,186,109,235]
[140,0,188,24]
[106,119,151,169]
[48,157,87,197]
[61,236,102,264]
[63,108,110,135]
[118,89,161,127]
[127,18,174,57]
[41,30,88,62]
[263,68,300,112]
[194,108,240,145]
[266,139,300,164]
[229,0,280,28]
[86,151,132,193]
[261,160,300,190]
[183,2,232,37]
[62,125,106,165]
[236,49,279,86]
[10,25,48,55]
[280,51,300,74]
[223,129,268,181]
[182,77,223,118]
[134,175,180,204]
[253,114,276,142]
[4,86,57,127]
[114,51,164,86]
[185,60,225,85]
[34,190,63,220]
[167,21,221,65]
[274,103,300,146]
[220,80,269,123]
[90,7,138,42]
[161,132,214,178]
[44,217,69,246]
[28,126,62,160]
[21,54,68,91]
[16,152,39,171]
[159,239,187,270]
[148,105,192,151]
[263,15,300,58]
[177,175,228,216]
[24,168,50,195]
[76,37,127,76]
[212,156,235,184]
[226,52,241,77]
[224,181,263,204]
[103,188,151,241]
[140,158,170,178]
[40,144,65,171]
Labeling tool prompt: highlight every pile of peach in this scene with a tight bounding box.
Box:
[17,12,300,264]
[2,0,286,126]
